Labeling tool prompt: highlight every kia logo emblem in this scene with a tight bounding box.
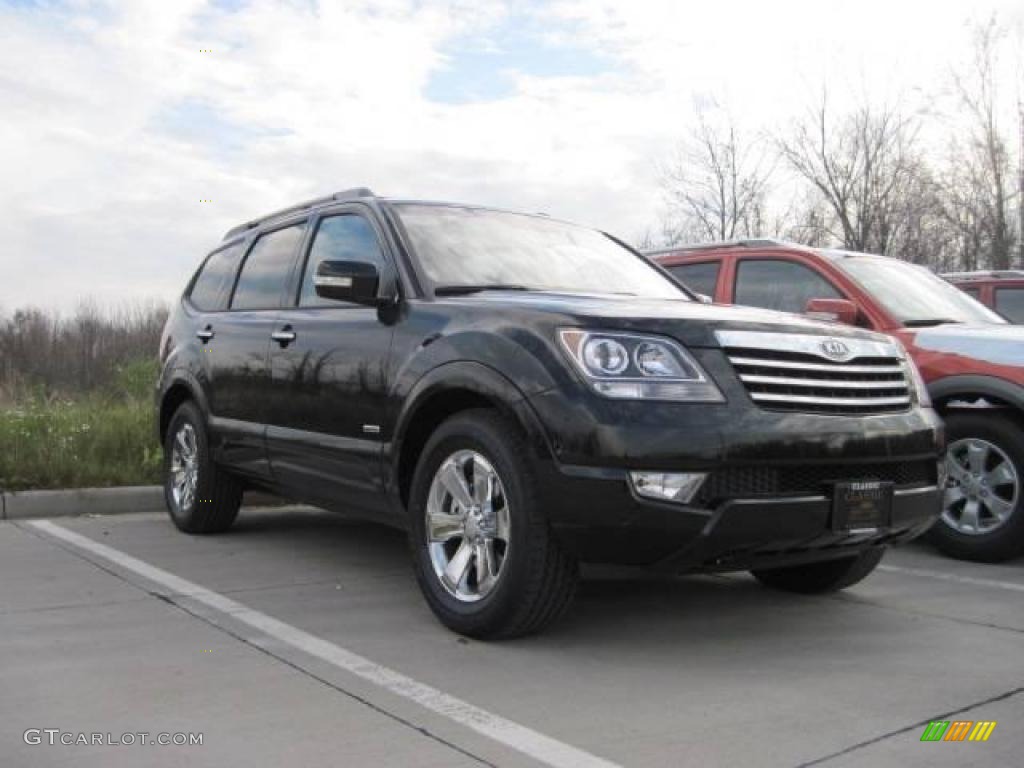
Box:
[820,339,852,360]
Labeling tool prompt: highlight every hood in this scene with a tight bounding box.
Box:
[904,323,1024,369]
[445,291,887,347]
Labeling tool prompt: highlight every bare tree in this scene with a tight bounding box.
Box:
[936,157,989,271]
[0,301,169,399]
[776,91,926,256]
[945,18,1017,269]
[660,109,773,244]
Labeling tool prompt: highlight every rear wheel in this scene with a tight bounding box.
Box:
[408,409,579,639]
[163,401,242,533]
[929,411,1024,562]
[751,548,885,594]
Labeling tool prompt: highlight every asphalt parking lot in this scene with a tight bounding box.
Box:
[3,505,1022,768]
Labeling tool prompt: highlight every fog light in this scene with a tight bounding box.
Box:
[630,471,707,504]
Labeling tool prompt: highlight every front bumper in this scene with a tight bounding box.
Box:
[540,463,940,571]
[527,385,944,572]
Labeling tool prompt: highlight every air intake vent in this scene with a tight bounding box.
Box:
[696,461,936,504]
[716,331,911,415]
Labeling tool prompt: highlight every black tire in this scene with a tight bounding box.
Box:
[162,401,242,534]
[407,409,579,639]
[752,548,885,594]
[927,411,1024,563]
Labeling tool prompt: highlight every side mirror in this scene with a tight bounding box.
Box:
[314,260,382,306]
[805,297,858,325]
[696,293,713,304]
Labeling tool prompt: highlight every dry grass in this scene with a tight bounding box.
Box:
[0,304,168,491]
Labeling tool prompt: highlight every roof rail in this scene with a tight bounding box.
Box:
[223,187,375,241]
[644,238,787,256]
[943,270,1024,280]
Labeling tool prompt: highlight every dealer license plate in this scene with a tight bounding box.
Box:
[832,481,893,531]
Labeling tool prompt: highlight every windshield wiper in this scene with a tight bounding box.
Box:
[903,318,964,328]
[433,284,532,296]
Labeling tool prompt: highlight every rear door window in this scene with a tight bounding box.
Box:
[667,262,720,297]
[189,243,244,311]
[735,259,841,314]
[231,224,307,311]
[995,288,1024,323]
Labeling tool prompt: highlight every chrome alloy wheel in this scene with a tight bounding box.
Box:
[169,423,199,512]
[425,450,511,603]
[943,438,1020,535]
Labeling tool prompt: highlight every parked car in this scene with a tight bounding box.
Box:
[944,270,1024,323]
[157,194,943,638]
[650,240,1024,562]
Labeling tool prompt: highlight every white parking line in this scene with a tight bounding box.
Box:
[878,564,1024,593]
[29,519,619,768]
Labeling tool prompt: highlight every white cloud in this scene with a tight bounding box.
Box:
[0,0,1020,311]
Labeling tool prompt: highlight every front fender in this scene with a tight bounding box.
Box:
[392,360,554,456]
[385,360,557,508]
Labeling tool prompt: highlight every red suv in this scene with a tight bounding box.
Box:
[650,240,1024,562]
[944,270,1024,323]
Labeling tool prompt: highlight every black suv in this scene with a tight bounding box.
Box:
[157,188,944,638]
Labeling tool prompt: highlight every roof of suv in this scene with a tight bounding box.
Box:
[649,241,915,268]
[943,270,1024,282]
[223,187,377,241]
[645,238,794,257]
[222,187,569,243]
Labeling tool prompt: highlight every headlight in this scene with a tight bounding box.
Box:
[559,329,725,402]
[893,339,932,408]
[583,337,629,375]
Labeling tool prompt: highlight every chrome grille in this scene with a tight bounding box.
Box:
[716,331,911,414]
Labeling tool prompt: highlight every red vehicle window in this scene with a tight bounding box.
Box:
[666,261,720,298]
[959,286,981,301]
[734,259,841,314]
[995,287,1024,323]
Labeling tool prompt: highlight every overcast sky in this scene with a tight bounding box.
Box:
[1,0,1022,312]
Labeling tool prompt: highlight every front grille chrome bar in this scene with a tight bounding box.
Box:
[749,392,912,408]
[716,330,911,415]
[738,374,906,390]
[727,356,905,375]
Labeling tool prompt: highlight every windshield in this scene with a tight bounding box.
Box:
[395,204,689,300]
[831,255,1005,326]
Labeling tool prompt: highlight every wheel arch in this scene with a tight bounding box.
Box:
[930,375,1024,425]
[158,371,210,444]
[390,361,555,509]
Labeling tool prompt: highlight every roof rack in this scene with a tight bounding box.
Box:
[644,238,787,256]
[942,270,1024,281]
[223,187,375,241]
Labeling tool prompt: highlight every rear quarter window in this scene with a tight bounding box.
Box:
[189,242,244,311]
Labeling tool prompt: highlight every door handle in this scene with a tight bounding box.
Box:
[271,326,297,345]
[196,326,214,342]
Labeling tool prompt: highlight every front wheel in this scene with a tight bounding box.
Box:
[929,411,1024,562]
[751,548,885,593]
[407,409,579,639]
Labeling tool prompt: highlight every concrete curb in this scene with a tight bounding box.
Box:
[0,486,281,521]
